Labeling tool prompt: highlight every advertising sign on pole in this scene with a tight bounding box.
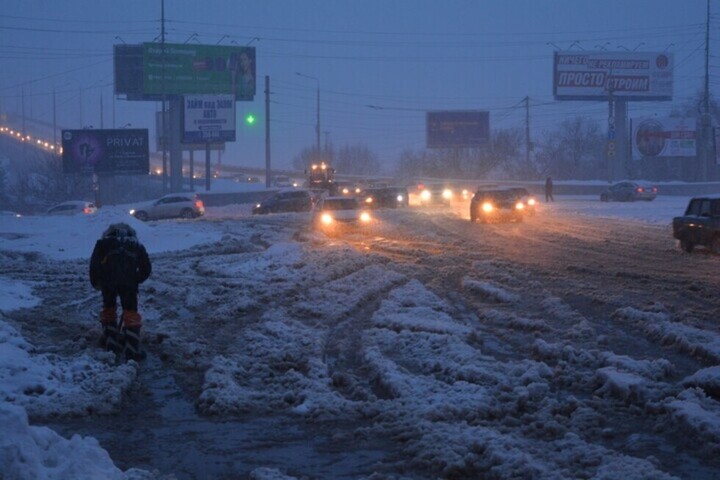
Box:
[426,111,490,148]
[141,43,255,100]
[631,117,696,159]
[61,129,149,175]
[553,51,673,101]
[182,95,236,143]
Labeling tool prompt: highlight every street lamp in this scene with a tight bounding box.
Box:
[295,72,320,161]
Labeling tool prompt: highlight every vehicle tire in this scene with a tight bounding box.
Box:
[680,240,694,253]
[134,211,149,222]
[180,208,194,219]
[600,194,608,202]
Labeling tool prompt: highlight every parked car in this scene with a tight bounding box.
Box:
[672,195,720,253]
[358,186,409,209]
[130,193,204,221]
[507,187,537,215]
[46,201,97,216]
[600,181,657,202]
[470,189,524,223]
[312,196,373,233]
[1,210,22,218]
[252,189,313,214]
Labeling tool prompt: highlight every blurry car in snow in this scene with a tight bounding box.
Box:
[312,196,373,233]
[46,201,97,216]
[507,187,537,215]
[417,183,454,205]
[271,175,297,188]
[470,189,524,223]
[1,210,22,218]
[358,186,409,209]
[252,189,313,215]
[600,181,657,202]
[130,193,204,221]
[672,195,720,253]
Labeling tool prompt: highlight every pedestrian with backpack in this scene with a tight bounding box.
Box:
[90,223,151,361]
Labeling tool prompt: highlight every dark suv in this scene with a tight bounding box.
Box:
[358,186,409,209]
[672,196,720,253]
[252,190,313,214]
[470,189,524,223]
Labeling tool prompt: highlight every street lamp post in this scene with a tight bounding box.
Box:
[295,72,320,161]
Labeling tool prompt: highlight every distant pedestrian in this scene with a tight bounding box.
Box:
[90,223,152,361]
[545,176,554,203]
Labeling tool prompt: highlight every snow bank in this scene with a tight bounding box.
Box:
[462,277,520,303]
[0,277,41,312]
[0,317,137,418]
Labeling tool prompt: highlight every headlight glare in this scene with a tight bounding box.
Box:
[321,213,333,224]
[482,202,493,213]
[360,212,371,223]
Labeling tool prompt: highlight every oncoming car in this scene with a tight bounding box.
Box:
[47,201,97,216]
[470,189,524,223]
[417,183,454,205]
[252,190,313,214]
[130,193,204,221]
[358,186,409,209]
[600,181,657,202]
[312,196,373,233]
[508,187,537,215]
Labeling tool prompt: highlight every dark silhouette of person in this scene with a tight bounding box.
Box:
[90,223,152,361]
[545,176,554,202]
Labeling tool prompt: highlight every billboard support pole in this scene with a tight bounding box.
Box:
[189,149,194,191]
[615,100,627,180]
[265,75,271,188]
[205,141,211,191]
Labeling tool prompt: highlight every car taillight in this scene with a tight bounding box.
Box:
[195,200,204,209]
[83,208,92,214]
[637,187,644,192]
[652,187,657,193]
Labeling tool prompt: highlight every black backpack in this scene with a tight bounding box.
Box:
[102,241,139,287]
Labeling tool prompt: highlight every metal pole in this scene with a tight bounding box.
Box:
[316,84,321,159]
[265,75,271,188]
[205,141,211,191]
[52,88,57,150]
[524,96,530,172]
[161,0,168,192]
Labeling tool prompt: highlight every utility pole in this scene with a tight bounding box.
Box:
[161,0,168,192]
[52,88,57,150]
[100,94,104,129]
[704,0,710,116]
[524,96,531,170]
[699,0,712,181]
[265,75,271,188]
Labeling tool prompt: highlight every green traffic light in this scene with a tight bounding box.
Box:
[245,114,256,125]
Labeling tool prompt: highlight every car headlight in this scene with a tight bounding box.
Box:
[321,213,333,224]
[255,203,261,208]
[360,212,371,223]
[442,189,453,200]
[515,202,525,210]
[342,188,349,195]
[365,197,373,204]
[129,209,136,215]
[482,202,494,213]
[528,198,536,206]
[397,195,404,202]
[420,190,431,201]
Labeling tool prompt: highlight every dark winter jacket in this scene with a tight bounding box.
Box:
[90,223,151,290]
[545,177,553,193]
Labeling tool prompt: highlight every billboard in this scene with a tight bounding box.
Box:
[62,129,149,175]
[715,127,720,165]
[632,117,696,159]
[114,43,255,101]
[143,43,255,100]
[426,111,489,148]
[553,51,673,101]
[183,95,236,143]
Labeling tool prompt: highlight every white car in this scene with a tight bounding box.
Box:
[272,175,297,188]
[130,193,205,221]
[46,201,97,215]
[312,196,373,233]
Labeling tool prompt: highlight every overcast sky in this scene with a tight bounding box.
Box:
[0,0,716,171]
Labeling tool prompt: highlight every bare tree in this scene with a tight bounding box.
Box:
[334,144,381,176]
[10,153,91,211]
[535,117,604,180]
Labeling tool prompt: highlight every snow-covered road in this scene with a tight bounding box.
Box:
[2,196,720,479]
